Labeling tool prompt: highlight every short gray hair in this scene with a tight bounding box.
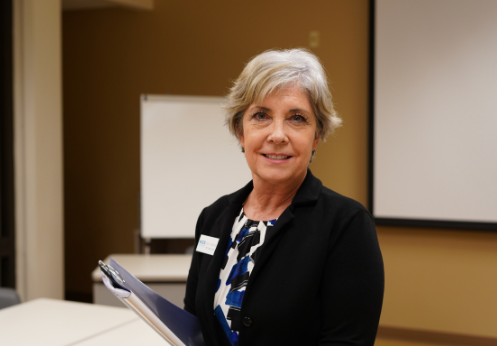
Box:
[224,48,341,141]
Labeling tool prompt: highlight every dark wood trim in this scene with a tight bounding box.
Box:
[367,0,375,213]
[376,217,497,232]
[149,238,195,254]
[378,326,497,346]
[65,291,93,304]
[0,0,16,288]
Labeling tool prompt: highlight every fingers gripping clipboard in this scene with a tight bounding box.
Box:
[99,258,205,346]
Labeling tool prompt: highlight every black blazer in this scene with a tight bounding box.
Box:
[184,170,384,346]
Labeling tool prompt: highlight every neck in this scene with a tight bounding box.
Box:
[243,170,307,221]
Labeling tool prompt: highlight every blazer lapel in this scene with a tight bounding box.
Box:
[202,202,240,310]
[246,169,322,286]
[247,206,295,285]
[201,182,253,342]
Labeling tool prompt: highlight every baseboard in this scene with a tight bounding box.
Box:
[377,326,497,346]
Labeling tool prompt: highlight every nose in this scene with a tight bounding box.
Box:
[267,119,288,145]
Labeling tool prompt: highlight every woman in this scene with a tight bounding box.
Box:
[184,49,384,346]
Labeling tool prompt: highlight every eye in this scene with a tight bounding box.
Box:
[290,114,307,123]
[251,111,269,121]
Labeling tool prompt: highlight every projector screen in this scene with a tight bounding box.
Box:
[372,0,497,229]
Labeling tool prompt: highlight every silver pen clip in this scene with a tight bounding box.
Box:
[99,260,125,288]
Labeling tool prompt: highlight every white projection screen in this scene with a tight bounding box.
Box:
[141,95,252,238]
[372,0,497,229]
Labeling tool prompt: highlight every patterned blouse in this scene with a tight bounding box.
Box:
[213,208,277,346]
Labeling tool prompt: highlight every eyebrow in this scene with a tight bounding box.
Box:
[250,106,271,112]
[289,108,309,113]
[249,106,310,113]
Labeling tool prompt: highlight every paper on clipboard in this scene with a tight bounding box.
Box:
[99,258,205,346]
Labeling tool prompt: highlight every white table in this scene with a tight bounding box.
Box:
[92,254,192,308]
[0,298,166,345]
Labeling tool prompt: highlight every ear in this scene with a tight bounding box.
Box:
[235,114,245,146]
[236,119,245,148]
[239,131,245,148]
[312,134,319,151]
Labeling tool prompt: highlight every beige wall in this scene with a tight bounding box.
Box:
[375,226,497,337]
[14,0,64,301]
[62,0,497,338]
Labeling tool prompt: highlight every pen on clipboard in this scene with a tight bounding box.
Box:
[98,260,125,288]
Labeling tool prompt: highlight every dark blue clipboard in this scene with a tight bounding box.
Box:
[99,258,205,346]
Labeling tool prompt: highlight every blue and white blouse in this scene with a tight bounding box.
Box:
[213,208,277,346]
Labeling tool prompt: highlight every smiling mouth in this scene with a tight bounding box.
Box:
[263,154,291,160]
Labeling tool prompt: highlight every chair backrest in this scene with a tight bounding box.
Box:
[0,287,21,310]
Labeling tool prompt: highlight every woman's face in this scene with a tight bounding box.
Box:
[239,85,319,187]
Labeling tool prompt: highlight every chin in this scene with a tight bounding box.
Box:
[255,168,304,186]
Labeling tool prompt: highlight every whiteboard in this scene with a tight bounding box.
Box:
[141,95,252,238]
[373,0,497,226]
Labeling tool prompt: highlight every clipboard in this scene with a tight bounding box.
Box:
[99,258,205,346]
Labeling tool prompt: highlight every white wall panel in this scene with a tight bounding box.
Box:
[141,95,252,238]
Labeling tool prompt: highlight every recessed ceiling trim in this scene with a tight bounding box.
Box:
[62,0,153,11]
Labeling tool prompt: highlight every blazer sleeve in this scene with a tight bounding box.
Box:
[320,208,384,346]
[184,208,206,315]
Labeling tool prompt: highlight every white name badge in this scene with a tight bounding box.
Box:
[196,235,219,256]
